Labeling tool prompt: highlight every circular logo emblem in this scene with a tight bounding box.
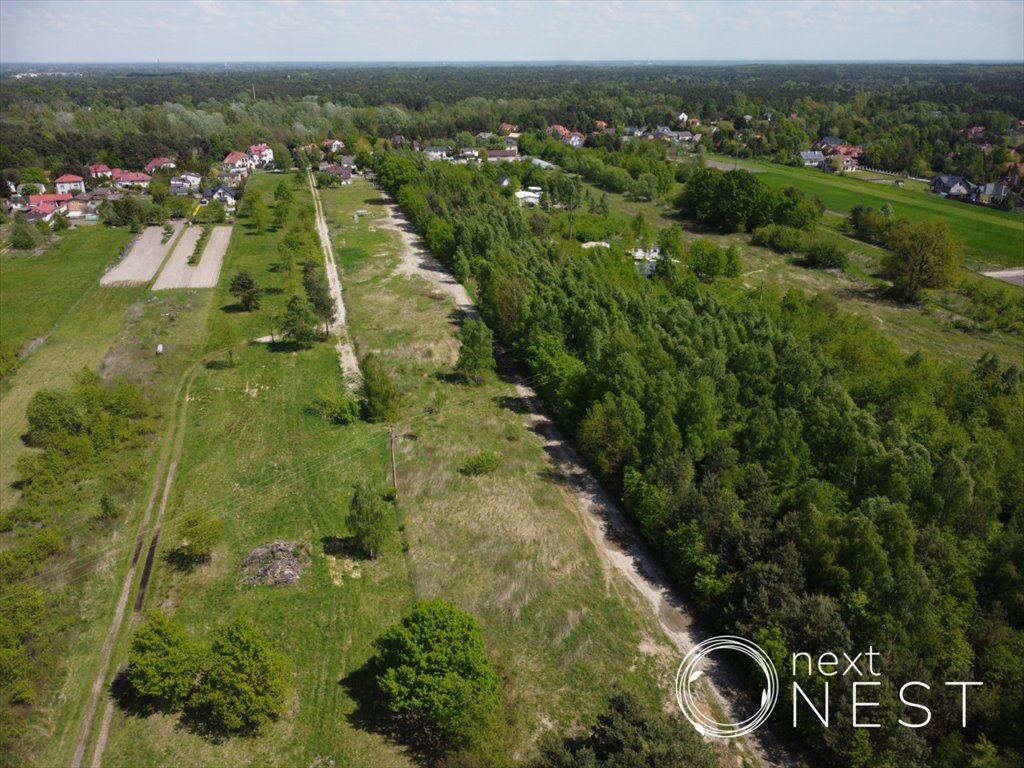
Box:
[675,635,779,738]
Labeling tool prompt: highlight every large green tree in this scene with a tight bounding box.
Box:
[229,269,263,311]
[193,614,289,733]
[126,613,205,709]
[279,294,319,346]
[346,480,391,559]
[455,318,495,384]
[373,599,500,751]
[359,353,400,422]
[884,220,962,299]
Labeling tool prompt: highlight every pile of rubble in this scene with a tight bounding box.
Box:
[242,540,307,586]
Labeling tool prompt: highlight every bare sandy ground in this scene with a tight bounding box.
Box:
[308,171,361,388]
[100,222,182,285]
[982,267,1024,287]
[376,187,785,767]
[151,225,230,290]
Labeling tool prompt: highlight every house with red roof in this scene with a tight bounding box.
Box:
[88,163,112,179]
[27,193,72,209]
[25,203,58,223]
[498,122,519,134]
[144,157,176,174]
[247,143,274,166]
[110,169,152,188]
[969,125,986,137]
[547,124,571,139]
[223,151,254,174]
[563,132,586,148]
[55,174,85,195]
[323,139,345,154]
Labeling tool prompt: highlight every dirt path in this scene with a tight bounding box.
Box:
[308,170,361,388]
[70,354,207,768]
[982,267,1024,287]
[375,187,787,767]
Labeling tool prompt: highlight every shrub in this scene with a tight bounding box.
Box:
[310,389,360,425]
[804,238,848,268]
[359,353,400,422]
[751,224,807,254]
[461,450,500,476]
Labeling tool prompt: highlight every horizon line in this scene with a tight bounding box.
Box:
[2,58,1022,67]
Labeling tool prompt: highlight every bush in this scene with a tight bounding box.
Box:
[169,510,223,567]
[751,224,808,254]
[10,222,41,250]
[188,225,212,265]
[461,450,500,476]
[310,389,360,425]
[804,238,848,268]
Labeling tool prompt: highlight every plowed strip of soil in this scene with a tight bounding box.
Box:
[100,223,182,285]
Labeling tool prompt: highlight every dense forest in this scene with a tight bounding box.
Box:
[2,63,1022,182]
[373,148,1023,768]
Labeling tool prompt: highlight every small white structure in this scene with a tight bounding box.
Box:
[54,174,85,195]
[515,188,542,207]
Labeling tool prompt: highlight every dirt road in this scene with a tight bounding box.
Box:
[70,354,208,768]
[308,171,361,388]
[375,188,787,767]
[100,223,182,286]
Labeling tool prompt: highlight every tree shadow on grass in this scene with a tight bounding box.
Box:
[220,302,246,314]
[340,656,447,766]
[204,359,233,371]
[162,549,209,572]
[109,669,170,720]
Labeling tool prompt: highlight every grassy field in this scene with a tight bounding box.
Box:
[0,226,131,354]
[88,175,684,768]
[573,177,1022,366]
[706,154,1024,270]
[0,227,137,512]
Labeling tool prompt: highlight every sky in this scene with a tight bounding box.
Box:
[0,0,1022,65]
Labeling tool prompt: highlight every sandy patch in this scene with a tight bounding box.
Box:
[152,225,231,290]
[100,222,183,285]
[326,554,362,585]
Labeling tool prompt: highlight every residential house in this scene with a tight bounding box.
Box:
[514,187,542,207]
[65,199,93,219]
[548,124,570,140]
[496,175,510,187]
[800,150,825,166]
[459,148,482,163]
[594,120,608,130]
[687,117,702,128]
[323,164,352,184]
[979,182,1011,204]
[390,135,407,147]
[503,136,518,149]
[969,125,986,138]
[204,184,237,209]
[25,203,57,223]
[498,122,519,134]
[340,155,356,169]
[476,131,495,141]
[87,162,112,179]
[486,148,519,162]
[54,174,85,194]
[323,139,345,154]
[813,136,844,152]
[422,146,451,161]
[169,171,202,196]
[930,174,977,198]
[633,246,661,277]
[563,132,585,148]
[111,169,152,188]
[27,193,72,210]
[818,156,858,173]
[222,151,253,174]
[247,143,274,166]
[530,158,555,170]
[144,157,176,174]
[676,111,688,124]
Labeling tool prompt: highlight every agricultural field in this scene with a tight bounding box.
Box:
[706,154,1024,269]
[78,175,692,768]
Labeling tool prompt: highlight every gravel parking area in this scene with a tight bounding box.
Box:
[152,225,230,290]
[100,222,182,285]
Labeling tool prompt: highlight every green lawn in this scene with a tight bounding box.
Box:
[0,226,131,355]
[707,155,1024,269]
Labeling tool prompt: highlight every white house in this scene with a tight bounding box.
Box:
[144,157,176,174]
[247,143,274,166]
[87,163,112,179]
[323,139,345,154]
[223,151,254,174]
[169,171,202,195]
[204,184,237,209]
[515,187,542,206]
[422,146,451,161]
[54,174,85,195]
[110,170,152,189]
